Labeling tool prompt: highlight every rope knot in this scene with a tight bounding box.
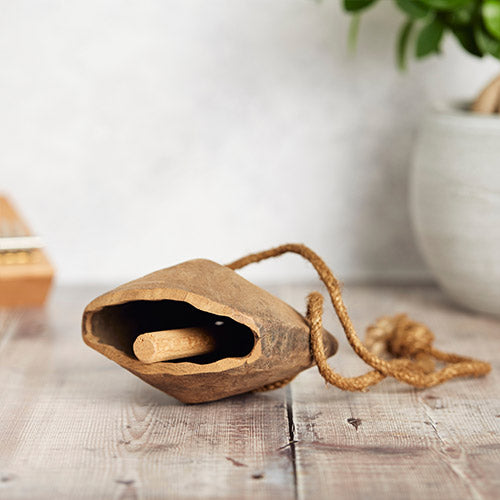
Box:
[365,314,434,359]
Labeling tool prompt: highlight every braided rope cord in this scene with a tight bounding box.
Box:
[226,243,491,392]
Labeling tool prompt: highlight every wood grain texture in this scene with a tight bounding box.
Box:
[1,284,499,499]
[279,284,500,500]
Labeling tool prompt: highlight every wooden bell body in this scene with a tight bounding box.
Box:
[82,259,338,403]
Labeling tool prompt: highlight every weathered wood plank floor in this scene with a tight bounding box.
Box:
[0,284,499,499]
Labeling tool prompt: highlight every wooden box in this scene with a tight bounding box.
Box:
[0,196,54,307]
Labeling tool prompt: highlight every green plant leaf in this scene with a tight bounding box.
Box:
[419,0,473,11]
[443,4,476,25]
[397,20,415,70]
[482,0,500,40]
[474,22,500,58]
[416,17,445,57]
[395,0,430,19]
[451,26,483,56]
[344,0,378,12]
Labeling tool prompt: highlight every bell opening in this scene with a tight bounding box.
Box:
[90,299,256,365]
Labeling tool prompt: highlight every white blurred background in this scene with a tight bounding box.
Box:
[1,0,498,285]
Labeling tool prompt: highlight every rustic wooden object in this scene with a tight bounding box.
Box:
[2,284,500,499]
[133,327,218,363]
[0,196,53,307]
[471,74,500,114]
[82,259,338,403]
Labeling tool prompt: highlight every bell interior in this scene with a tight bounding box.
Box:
[90,299,256,364]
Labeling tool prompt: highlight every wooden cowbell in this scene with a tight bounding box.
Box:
[82,259,338,403]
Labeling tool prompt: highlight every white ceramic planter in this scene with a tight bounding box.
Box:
[411,103,500,316]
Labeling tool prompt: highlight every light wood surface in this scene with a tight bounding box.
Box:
[133,327,217,363]
[472,74,500,114]
[1,284,499,499]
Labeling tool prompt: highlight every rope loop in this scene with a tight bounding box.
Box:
[227,243,491,392]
